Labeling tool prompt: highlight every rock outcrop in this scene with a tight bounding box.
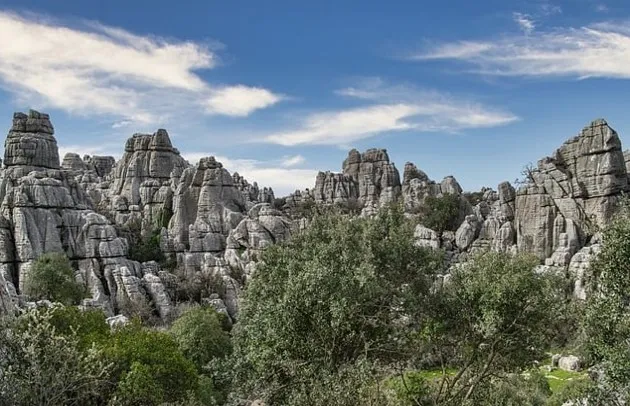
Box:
[0,111,624,319]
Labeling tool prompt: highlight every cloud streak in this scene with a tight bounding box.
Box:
[513,12,535,34]
[0,11,282,124]
[412,20,630,80]
[263,80,518,146]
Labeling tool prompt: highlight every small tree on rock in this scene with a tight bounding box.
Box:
[23,252,84,305]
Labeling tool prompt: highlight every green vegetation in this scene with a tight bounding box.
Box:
[129,228,165,264]
[170,306,232,370]
[23,252,84,305]
[8,199,630,405]
[544,369,587,394]
[418,193,461,232]
[0,307,111,406]
[231,206,443,405]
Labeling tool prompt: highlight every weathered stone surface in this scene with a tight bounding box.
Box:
[455,215,481,250]
[516,119,629,259]
[414,225,440,249]
[110,129,188,207]
[233,172,275,210]
[84,155,116,178]
[166,157,245,253]
[558,355,581,372]
[5,110,59,169]
[569,244,601,300]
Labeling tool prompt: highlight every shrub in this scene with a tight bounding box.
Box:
[419,194,461,233]
[23,252,84,305]
[0,308,112,406]
[128,229,164,264]
[48,305,110,349]
[170,306,232,371]
[102,321,199,405]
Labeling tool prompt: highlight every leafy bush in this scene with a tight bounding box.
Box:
[0,308,112,406]
[128,229,164,264]
[48,305,110,349]
[408,252,564,404]
[23,252,84,305]
[418,194,461,233]
[102,321,199,405]
[170,306,232,370]
[582,197,630,401]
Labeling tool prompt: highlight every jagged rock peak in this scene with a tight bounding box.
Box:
[62,152,88,171]
[83,155,116,178]
[343,148,392,177]
[4,110,60,169]
[11,110,54,135]
[124,129,176,153]
[198,156,223,170]
[403,162,429,185]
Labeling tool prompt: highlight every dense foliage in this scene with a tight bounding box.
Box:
[418,194,461,233]
[23,252,84,305]
[581,199,630,403]
[6,202,630,405]
[231,206,443,405]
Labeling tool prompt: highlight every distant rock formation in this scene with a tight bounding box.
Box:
[0,111,623,319]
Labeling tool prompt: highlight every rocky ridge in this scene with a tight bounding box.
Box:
[0,111,624,321]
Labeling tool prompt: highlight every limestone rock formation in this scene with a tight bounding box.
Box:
[0,111,174,319]
[515,119,629,259]
[5,110,59,169]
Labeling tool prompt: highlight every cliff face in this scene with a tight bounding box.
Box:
[0,111,624,319]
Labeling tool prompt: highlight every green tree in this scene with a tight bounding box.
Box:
[419,194,461,233]
[23,252,84,305]
[0,307,112,406]
[411,252,563,405]
[102,321,199,405]
[582,198,630,403]
[231,206,444,405]
[170,306,232,371]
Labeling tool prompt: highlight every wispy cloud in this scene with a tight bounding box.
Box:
[513,12,535,34]
[281,154,305,167]
[181,152,317,195]
[0,11,282,125]
[262,79,518,146]
[595,4,609,12]
[111,119,132,129]
[411,21,630,80]
[204,86,284,117]
[539,3,562,16]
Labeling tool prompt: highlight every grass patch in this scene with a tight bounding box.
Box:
[544,369,588,394]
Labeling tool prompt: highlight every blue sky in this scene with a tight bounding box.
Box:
[0,0,629,195]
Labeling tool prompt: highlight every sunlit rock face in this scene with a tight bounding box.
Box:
[1,109,627,318]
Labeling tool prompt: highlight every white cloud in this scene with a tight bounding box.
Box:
[265,104,422,146]
[539,3,562,16]
[596,4,609,12]
[513,12,535,34]
[410,41,494,60]
[412,21,630,80]
[205,86,283,117]
[180,152,317,195]
[281,155,305,167]
[112,119,132,129]
[263,80,518,146]
[0,11,282,123]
